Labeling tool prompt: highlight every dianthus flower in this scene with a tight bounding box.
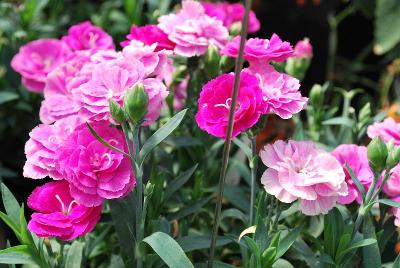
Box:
[11,39,71,93]
[195,71,266,139]
[62,21,114,51]
[260,140,348,215]
[294,39,313,59]
[367,118,400,145]
[331,144,374,204]
[158,0,229,57]
[383,164,400,197]
[27,181,102,240]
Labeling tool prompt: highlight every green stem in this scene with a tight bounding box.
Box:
[208,0,252,266]
[249,137,257,225]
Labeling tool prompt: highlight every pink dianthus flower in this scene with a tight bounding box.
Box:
[383,165,400,198]
[260,140,348,215]
[27,181,102,241]
[294,38,313,59]
[367,118,400,145]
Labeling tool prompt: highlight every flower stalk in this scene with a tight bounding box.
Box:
[208,0,253,266]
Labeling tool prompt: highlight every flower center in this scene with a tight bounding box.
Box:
[55,194,77,215]
[88,32,99,48]
[214,98,240,111]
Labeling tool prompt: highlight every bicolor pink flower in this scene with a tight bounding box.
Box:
[24,116,83,180]
[62,21,114,51]
[195,71,266,139]
[27,181,102,241]
[294,38,313,59]
[158,0,229,57]
[222,34,294,64]
[331,144,374,204]
[56,121,135,206]
[11,39,71,92]
[383,165,400,197]
[201,2,260,33]
[40,52,91,124]
[120,24,175,51]
[367,118,400,145]
[260,140,348,216]
[247,65,307,119]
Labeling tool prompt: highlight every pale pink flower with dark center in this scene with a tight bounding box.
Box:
[158,0,229,57]
[367,118,400,145]
[201,2,260,33]
[23,116,83,180]
[247,65,307,119]
[331,144,374,204]
[260,140,348,215]
[62,21,114,51]
[56,121,135,206]
[195,71,266,139]
[120,24,175,51]
[11,39,71,92]
[27,181,102,241]
[222,34,294,64]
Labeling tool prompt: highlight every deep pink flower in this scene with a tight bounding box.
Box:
[11,39,71,93]
[40,52,92,124]
[331,144,374,204]
[367,118,400,145]
[24,116,83,180]
[294,38,313,59]
[383,165,400,197]
[195,71,266,139]
[158,0,229,57]
[120,24,175,51]
[201,2,260,33]
[247,65,307,119]
[222,34,294,64]
[27,181,102,241]
[56,121,135,206]
[62,21,114,51]
[260,140,348,215]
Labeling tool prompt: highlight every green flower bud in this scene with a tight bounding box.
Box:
[204,44,220,78]
[229,22,242,36]
[367,136,388,173]
[123,83,148,125]
[109,99,125,123]
[309,84,324,107]
[219,55,235,72]
[386,146,400,170]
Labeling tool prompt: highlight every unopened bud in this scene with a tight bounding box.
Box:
[124,83,148,125]
[309,84,323,107]
[109,99,125,123]
[219,55,235,72]
[229,22,242,36]
[204,45,220,78]
[387,146,400,170]
[367,136,388,173]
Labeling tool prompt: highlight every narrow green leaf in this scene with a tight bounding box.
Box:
[176,235,232,252]
[167,196,211,221]
[65,241,84,268]
[377,198,400,208]
[341,238,377,256]
[0,245,29,255]
[0,252,33,264]
[374,0,400,54]
[243,236,262,267]
[0,212,21,239]
[220,208,248,224]
[1,183,20,227]
[86,123,130,158]
[233,138,252,160]
[272,258,295,268]
[275,225,303,260]
[362,215,381,268]
[142,232,194,268]
[0,92,19,105]
[139,109,187,166]
[163,165,198,202]
[393,253,400,268]
[322,117,354,127]
[345,164,366,200]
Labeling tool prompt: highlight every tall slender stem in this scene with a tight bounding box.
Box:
[208,0,252,266]
[249,137,257,225]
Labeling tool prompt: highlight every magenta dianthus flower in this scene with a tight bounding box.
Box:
[121,24,175,51]
[294,39,313,59]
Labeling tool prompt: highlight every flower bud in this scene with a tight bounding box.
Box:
[309,84,323,107]
[219,55,235,72]
[229,22,242,36]
[367,136,388,173]
[123,83,148,125]
[204,44,220,78]
[387,146,400,170]
[109,99,125,123]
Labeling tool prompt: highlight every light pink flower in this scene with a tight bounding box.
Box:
[247,65,307,119]
[56,121,135,206]
[11,39,71,93]
[260,140,348,216]
[392,196,400,227]
[201,2,260,33]
[383,165,400,197]
[367,118,400,145]
[62,21,114,51]
[222,34,294,64]
[294,38,313,59]
[23,116,83,180]
[331,144,374,204]
[195,71,266,139]
[120,24,175,51]
[27,181,102,241]
[158,0,229,57]
[173,76,189,111]
[40,52,92,124]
